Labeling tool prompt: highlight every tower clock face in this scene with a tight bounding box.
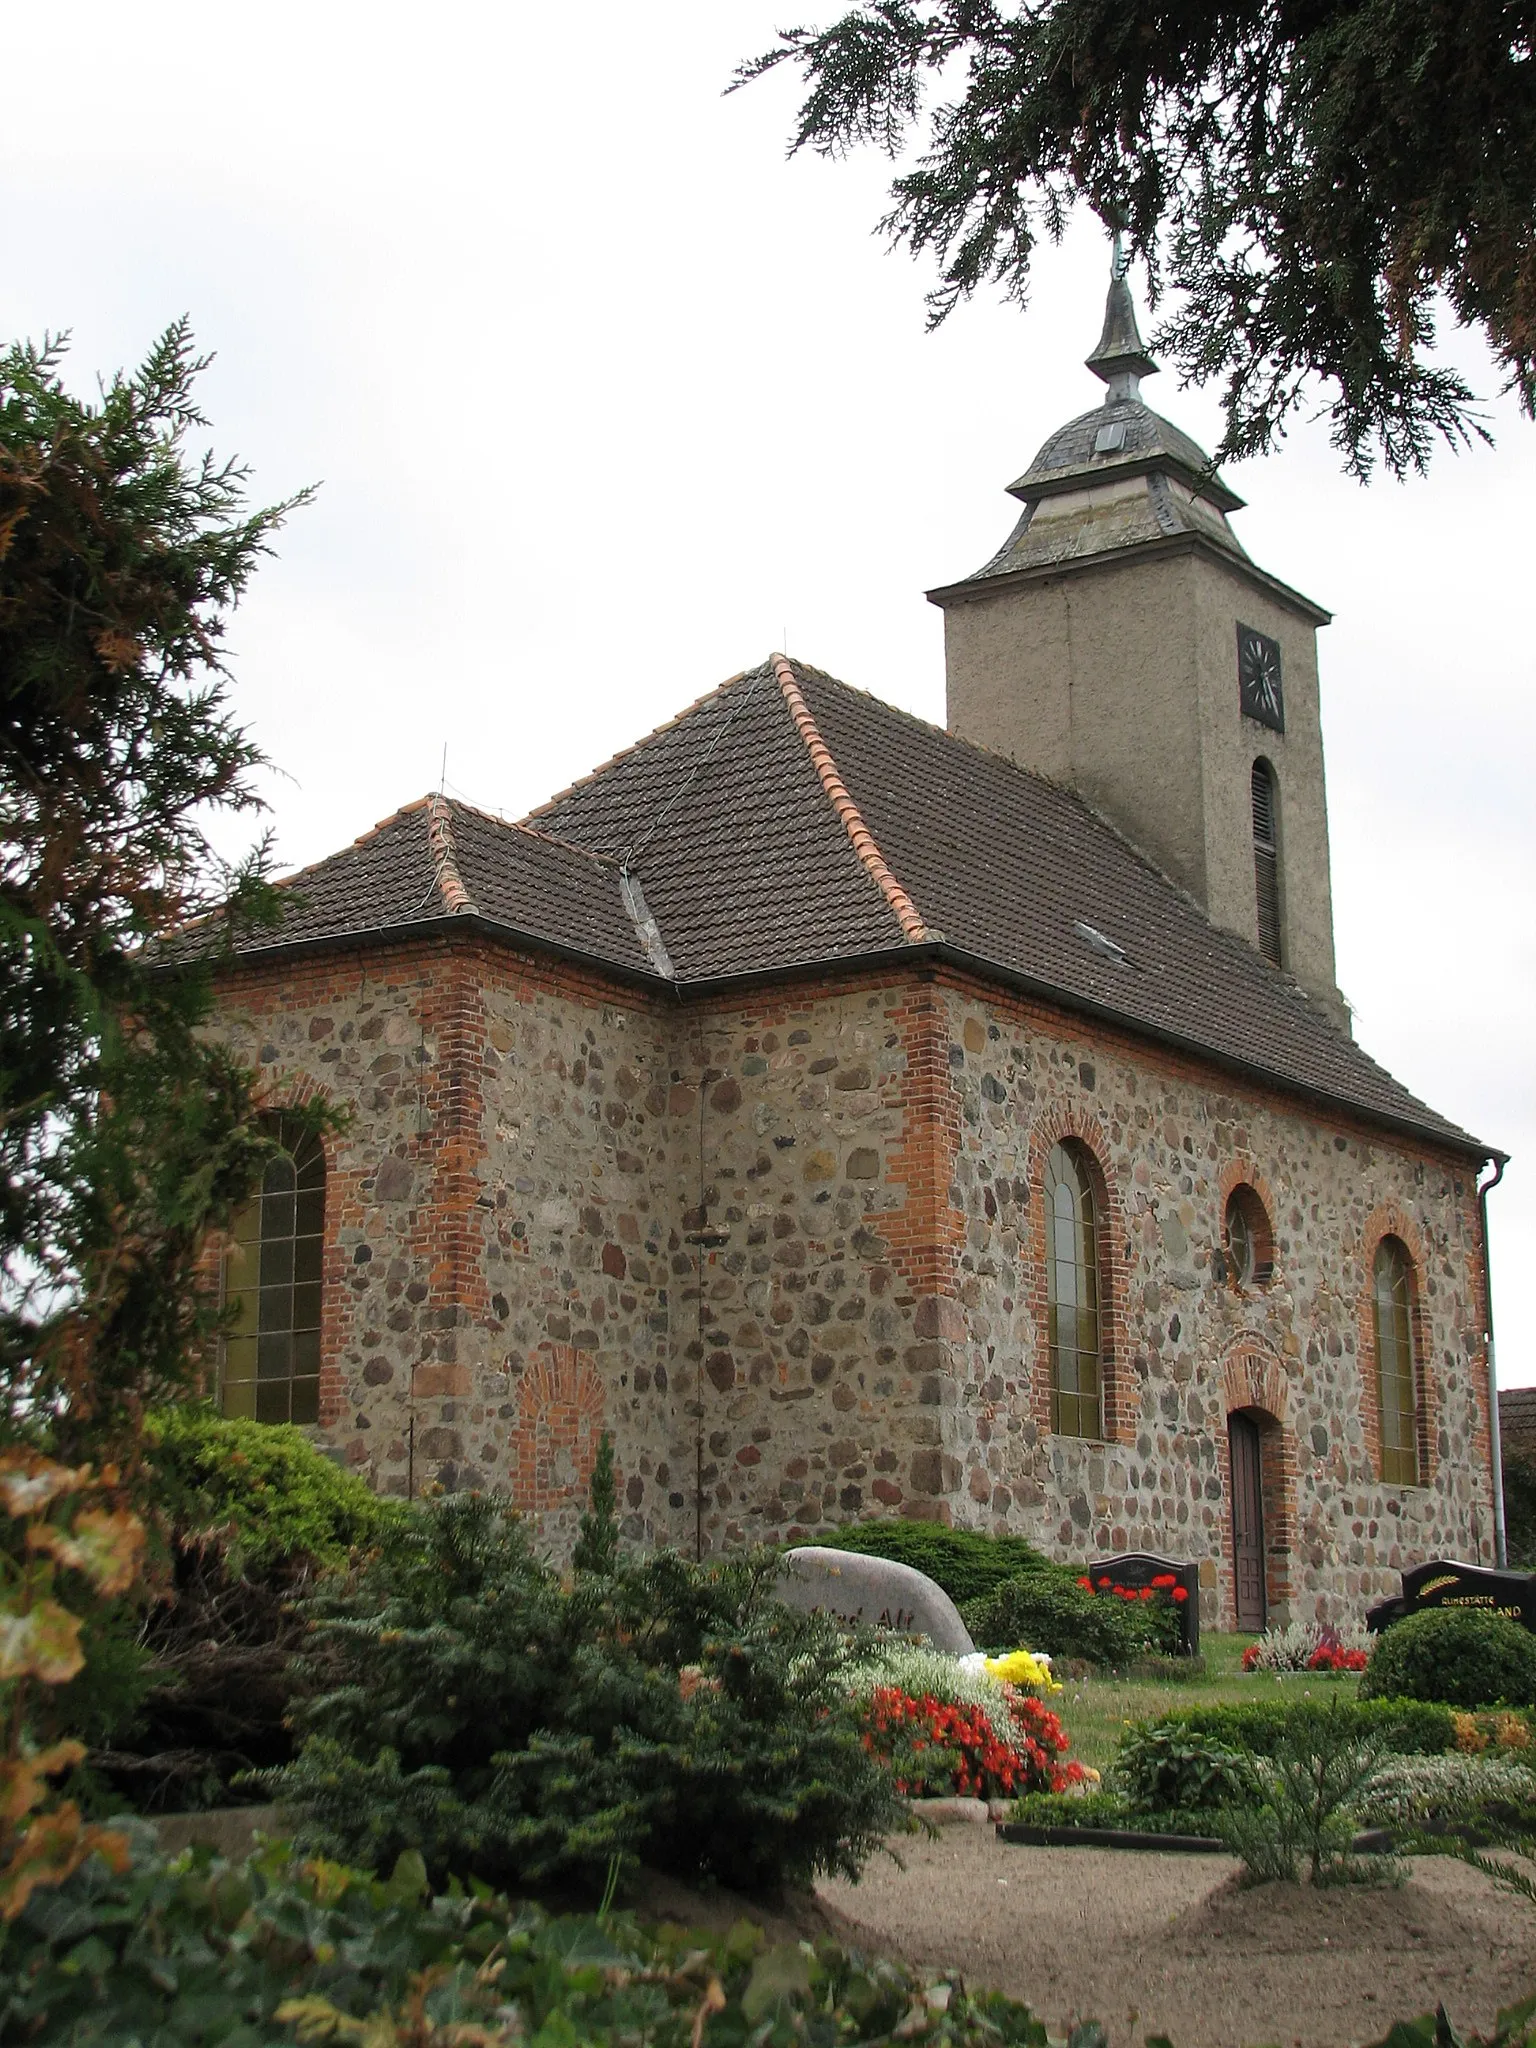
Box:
[1237,624,1285,732]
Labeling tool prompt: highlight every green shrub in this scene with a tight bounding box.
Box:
[82,1409,404,1812]
[263,1491,903,1895]
[145,1405,401,1572]
[818,1520,1053,1606]
[1111,1723,1253,1815]
[1137,1697,1456,1759]
[962,1570,1160,1664]
[0,1835,1059,2048]
[1361,1607,1536,1710]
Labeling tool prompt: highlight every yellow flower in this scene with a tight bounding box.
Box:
[983,1649,1062,1695]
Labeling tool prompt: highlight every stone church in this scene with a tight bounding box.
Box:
[201,264,1503,1631]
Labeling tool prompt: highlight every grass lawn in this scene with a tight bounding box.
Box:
[1053,1632,1364,1775]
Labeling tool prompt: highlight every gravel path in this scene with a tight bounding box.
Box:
[814,1830,1536,2048]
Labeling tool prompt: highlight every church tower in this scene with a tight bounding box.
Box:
[929,250,1346,1027]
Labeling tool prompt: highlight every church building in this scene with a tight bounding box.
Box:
[201,265,1503,1631]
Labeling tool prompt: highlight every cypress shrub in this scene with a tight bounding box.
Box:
[816,1520,1054,1606]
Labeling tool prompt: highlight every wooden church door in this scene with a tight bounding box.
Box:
[1229,1413,1267,1632]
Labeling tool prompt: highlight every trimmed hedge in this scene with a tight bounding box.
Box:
[818,1520,1053,1606]
[1360,1607,1536,1710]
[1130,1697,1457,1760]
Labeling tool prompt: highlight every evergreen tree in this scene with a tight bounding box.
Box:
[574,1433,619,1576]
[736,0,1536,477]
[0,321,318,1475]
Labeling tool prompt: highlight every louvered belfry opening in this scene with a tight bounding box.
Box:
[1251,759,1282,966]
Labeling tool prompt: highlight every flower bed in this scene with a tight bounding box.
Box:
[1240,1620,1370,1673]
[858,1684,1085,1802]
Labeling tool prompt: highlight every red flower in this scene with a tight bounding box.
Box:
[1171,1586,1189,1603]
[1151,1573,1177,1589]
[1077,1576,1092,1590]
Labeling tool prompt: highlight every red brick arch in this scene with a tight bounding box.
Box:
[1217,1155,1281,1288]
[510,1343,609,1516]
[1218,1335,1293,1427]
[1025,1105,1132,1443]
[1357,1203,1436,1486]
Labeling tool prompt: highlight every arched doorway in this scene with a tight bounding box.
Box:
[1228,1411,1267,1632]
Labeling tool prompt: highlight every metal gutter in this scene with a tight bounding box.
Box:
[1480,1156,1509,1567]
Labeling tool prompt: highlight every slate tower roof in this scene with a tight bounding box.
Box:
[201,654,1488,1160]
[930,251,1315,601]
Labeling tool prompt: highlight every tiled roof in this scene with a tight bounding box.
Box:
[206,658,1486,1155]
[1500,1389,1536,1460]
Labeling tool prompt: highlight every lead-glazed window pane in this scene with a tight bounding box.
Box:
[1046,1143,1102,1438]
[222,1124,325,1427]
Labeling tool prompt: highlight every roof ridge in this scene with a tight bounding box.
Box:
[425,794,476,915]
[773,654,929,945]
[522,666,759,827]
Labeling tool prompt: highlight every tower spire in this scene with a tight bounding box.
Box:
[1086,234,1157,404]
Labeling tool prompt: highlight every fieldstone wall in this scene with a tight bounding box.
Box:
[207,942,1493,1626]
[935,973,1495,1626]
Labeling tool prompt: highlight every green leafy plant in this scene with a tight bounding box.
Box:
[1111,1723,1252,1816]
[1361,1608,1536,1710]
[0,1835,1061,2048]
[0,1452,143,1920]
[261,1489,904,1895]
[1217,1708,1391,1886]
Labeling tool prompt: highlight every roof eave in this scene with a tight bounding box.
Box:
[172,912,1491,1164]
[674,938,1491,1163]
[162,910,674,997]
[927,532,1333,627]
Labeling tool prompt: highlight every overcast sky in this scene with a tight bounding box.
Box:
[9,1,1533,1384]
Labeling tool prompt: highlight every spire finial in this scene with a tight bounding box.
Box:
[1087,234,1157,404]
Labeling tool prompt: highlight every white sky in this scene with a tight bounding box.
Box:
[9,1,1533,1383]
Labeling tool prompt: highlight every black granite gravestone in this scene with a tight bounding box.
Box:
[1084,1552,1201,1656]
[1366,1558,1536,1635]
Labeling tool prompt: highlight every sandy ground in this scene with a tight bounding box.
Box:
[811,1829,1536,2048]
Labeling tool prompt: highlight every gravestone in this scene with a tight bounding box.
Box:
[776,1547,976,1653]
[1366,1558,1536,1635]
[1085,1552,1201,1656]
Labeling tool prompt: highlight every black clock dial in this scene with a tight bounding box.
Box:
[1237,624,1285,732]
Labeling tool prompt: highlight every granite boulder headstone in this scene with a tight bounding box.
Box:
[775,1547,976,1653]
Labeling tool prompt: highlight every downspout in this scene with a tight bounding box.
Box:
[1479,1157,1508,1568]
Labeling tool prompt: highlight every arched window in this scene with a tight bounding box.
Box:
[1372,1237,1419,1485]
[222,1123,325,1425]
[1251,759,1282,967]
[1224,1184,1274,1288]
[1046,1142,1101,1438]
